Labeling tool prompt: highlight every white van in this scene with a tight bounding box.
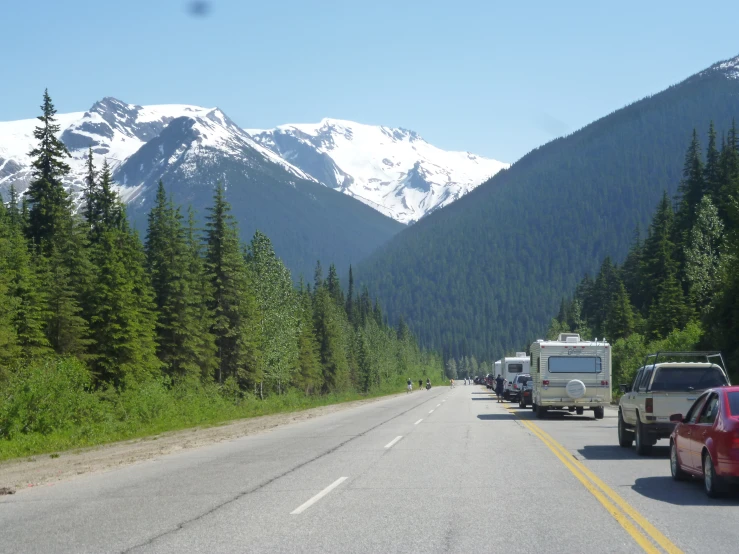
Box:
[502,353,530,400]
[529,333,611,419]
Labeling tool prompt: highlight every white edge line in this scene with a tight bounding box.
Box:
[290,477,348,515]
[414,418,423,425]
[384,436,403,449]
[436,404,441,407]
[429,409,434,414]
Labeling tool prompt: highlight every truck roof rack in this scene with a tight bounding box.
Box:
[643,351,726,372]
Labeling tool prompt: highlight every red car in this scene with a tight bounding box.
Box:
[669,386,739,497]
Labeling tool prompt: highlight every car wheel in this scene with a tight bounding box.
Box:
[576,407,584,415]
[703,452,725,498]
[670,441,688,481]
[593,406,605,420]
[536,404,547,419]
[618,410,634,448]
[635,418,652,456]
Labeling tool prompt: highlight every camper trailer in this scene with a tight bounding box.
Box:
[501,353,530,400]
[529,333,611,419]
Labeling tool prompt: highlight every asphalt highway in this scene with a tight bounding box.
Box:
[2,385,738,553]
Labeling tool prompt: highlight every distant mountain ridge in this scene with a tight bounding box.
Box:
[248,118,509,224]
[356,54,739,361]
[0,97,402,278]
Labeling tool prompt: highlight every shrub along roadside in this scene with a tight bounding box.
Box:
[0,357,445,462]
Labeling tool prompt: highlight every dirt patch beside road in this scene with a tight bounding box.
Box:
[0,392,406,491]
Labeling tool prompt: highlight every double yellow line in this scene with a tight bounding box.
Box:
[505,407,682,554]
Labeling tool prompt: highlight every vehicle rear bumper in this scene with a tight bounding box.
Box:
[641,422,675,439]
[716,460,739,480]
[538,400,610,408]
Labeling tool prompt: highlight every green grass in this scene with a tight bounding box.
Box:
[0,358,447,462]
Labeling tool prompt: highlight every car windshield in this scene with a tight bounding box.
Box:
[727,392,739,417]
[649,366,728,392]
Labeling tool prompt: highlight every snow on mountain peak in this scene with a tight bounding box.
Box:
[0,98,313,204]
[248,119,508,223]
[700,54,739,80]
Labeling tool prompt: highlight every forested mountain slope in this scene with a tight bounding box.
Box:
[357,55,739,361]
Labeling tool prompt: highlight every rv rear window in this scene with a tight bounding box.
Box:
[548,357,602,373]
[508,364,523,373]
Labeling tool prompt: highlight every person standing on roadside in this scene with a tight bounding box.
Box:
[495,374,505,403]
[407,378,413,393]
[419,379,423,390]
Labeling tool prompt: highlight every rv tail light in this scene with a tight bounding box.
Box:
[543,380,550,386]
[645,398,653,414]
[601,380,609,386]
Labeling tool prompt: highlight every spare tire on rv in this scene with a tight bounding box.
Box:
[565,379,586,399]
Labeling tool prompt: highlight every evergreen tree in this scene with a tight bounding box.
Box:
[87,226,161,386]
[313,285,349,392]
[640,192,678,313]
[82,148,97,225]
[293,282,322,394]
[24,90,73,251]
[325,263,343,305]
[675,129,705,234]
[346,265,356,326]
[604,281,635,341]
[7,184,21,230]
[313,261,323,291]
[146,184,217,381]
[705,121,722,204]
[205,183,262,386]
[647,269,690,339]
[89,160,124,243]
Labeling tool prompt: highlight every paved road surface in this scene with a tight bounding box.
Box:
[2,386,739,553]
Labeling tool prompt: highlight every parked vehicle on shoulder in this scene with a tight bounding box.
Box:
[509,374,531,403]
[519,378,533,408]
[618,352,730,456]
[502,354,530,400]
[669,385,739,497]
[529,334,611,419]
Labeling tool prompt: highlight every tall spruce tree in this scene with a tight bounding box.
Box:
[24,90,73,251]
[146,183,217,381]
[705,122,722,205]
[684,196,724,311]
[293,282,322,394]
[205,183,262,386]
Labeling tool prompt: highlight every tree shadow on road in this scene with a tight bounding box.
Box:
[477,414,517,421]
[631,476,739,505]
[577,444,669,460]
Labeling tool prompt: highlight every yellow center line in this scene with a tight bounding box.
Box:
[505,407,683,554]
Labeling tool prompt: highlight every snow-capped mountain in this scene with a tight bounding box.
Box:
[0,97,311,204]
[248,119,509,223]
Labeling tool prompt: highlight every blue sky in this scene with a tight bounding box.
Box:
[1,0,738,162]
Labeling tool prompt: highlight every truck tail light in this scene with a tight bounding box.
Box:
[645,398,653,414]
[601,380,609,386]
[543,380,550,386]
[513,384,519,390]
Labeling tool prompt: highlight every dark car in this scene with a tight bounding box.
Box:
[669,386,739,497]
[519,378,533,408]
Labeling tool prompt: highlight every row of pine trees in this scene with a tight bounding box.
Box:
[0,91,442,401]
[547,121,739,382]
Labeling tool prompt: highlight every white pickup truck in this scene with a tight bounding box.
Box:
[618,352,730,455]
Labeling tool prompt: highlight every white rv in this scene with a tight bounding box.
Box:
[529,333,611,419]
[501,353,530,400]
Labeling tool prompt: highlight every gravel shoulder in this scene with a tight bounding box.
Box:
[0,392,407,492]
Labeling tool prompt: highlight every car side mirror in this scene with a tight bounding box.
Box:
[669,413,684,423]
[619,384,630,394]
